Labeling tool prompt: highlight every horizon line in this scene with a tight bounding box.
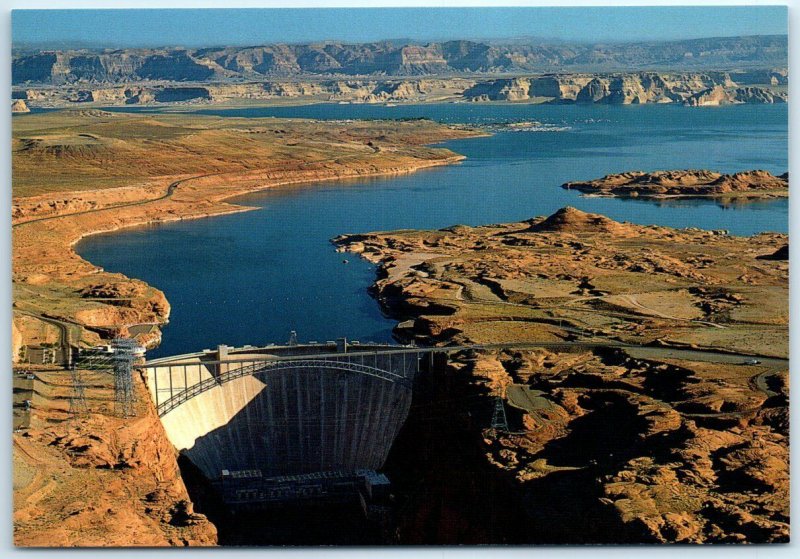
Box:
[12,32,789,52]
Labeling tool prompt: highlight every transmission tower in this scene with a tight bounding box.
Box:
[112,338,140,418]
[68,366,89,418]
[490,396,509,433]
[287,330,298,346]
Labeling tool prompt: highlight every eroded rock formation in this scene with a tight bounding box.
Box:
[15,70,788,108]
[13,369,217,546]
[562,169,788,199]
[12,36,787,84]
[335,207,789,543]
[12,99,30,113]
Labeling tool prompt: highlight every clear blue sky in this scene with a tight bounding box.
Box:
[12,6,787,49]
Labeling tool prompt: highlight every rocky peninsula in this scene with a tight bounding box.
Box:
[562,169,789,200]
[334,207,788,543]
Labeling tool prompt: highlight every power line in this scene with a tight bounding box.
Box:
[112,338,141,418]
[490,396,509,433]
[68,366,88,418]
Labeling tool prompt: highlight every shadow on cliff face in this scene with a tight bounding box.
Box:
[383,353,528,544]
[178,354,678,545]
[178,455,387,545]
[386,359,678,544]
[518,392,658,544]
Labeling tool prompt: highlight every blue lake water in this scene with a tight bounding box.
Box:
[79,103,787,357]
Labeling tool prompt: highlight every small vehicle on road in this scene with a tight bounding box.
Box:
[742,358,762,366]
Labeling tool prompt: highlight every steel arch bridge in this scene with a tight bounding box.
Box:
[149,354,419,417]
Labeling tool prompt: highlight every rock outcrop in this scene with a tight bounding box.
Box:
[684,85,787,106]
[15,70,788,109]
[13,369,218,546]
[526,206,636,236]
[562,169,788,198]
[334,206,789,543]
[463,72,786,105]
[12,99,30,113]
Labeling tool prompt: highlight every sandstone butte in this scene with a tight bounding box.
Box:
[334,206,789,543]
[561,169,789,199]
[11,109,481,547]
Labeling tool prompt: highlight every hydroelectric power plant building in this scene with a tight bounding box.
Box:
[143,340,424,511]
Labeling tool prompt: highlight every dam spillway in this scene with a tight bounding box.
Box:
[143,341,421,507]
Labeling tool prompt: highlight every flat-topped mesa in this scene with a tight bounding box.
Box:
[12,36,787,85]
[526,206,638,236]
[561,169,788,198]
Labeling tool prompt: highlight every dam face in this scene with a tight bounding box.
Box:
[143,342,419,507]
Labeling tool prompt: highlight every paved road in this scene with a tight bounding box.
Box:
[145,337,788,419]
[12,174,212,229]
[148,339,788,369]
[15,309,71,350]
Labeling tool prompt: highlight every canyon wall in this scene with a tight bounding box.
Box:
[13,71,787,109]
[13,35,787,84]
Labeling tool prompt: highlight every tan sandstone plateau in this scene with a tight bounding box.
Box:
[334,206,789,543]
[11,109,479,546]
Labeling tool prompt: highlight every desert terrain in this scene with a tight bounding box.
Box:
[11,111,790,545]
[11,109,481,546]
[9,9,791,548]
[334,205,789,543]
[13,365,217,546]
[12,110,479,358]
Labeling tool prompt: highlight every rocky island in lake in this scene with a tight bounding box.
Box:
[562,169,789,200]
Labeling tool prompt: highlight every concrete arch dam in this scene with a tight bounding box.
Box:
[143,343,422,489]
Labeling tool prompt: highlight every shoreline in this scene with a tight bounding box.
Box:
[63,155,465,247]
[577,190,789,201]
[12,121,475,355]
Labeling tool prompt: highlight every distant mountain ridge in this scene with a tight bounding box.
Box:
[12,35,787,84]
